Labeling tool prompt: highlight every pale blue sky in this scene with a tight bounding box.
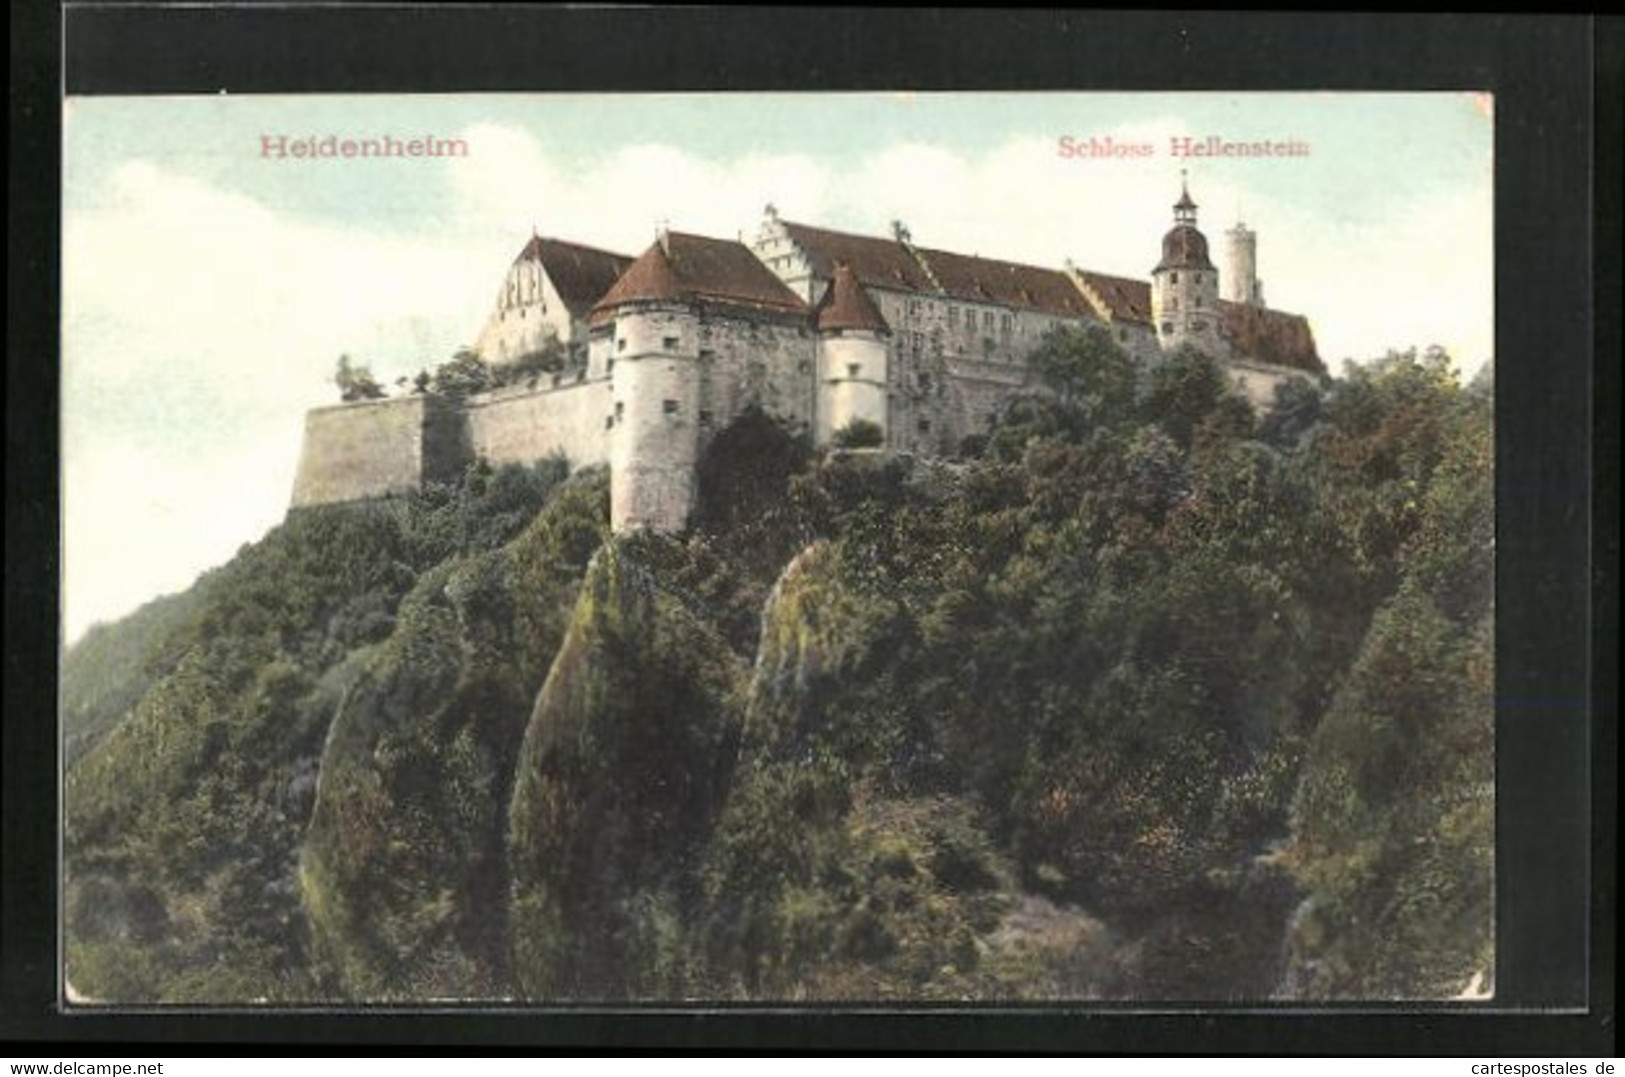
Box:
[62,92,1493,641]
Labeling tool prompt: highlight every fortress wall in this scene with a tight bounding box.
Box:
[693,313,816,447]
[868,288,1101,454]
[290,395,450,507]
[464,379,611,471]
[1225,358,1315,412]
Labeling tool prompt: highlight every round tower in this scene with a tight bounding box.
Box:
[1225,219,1264,307]
[1150,175,1222,354]
[599,231,703,532]
[814,262,891,446]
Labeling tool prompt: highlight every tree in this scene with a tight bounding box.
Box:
[334,355,386,402]
[1140,347,1254,451]
[1026,324,1137,424]
[431,348,492,400]
[831,419,885,450]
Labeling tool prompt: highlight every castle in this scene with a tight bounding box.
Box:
[290,181,1323,532]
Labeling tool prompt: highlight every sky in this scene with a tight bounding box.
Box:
[61,91,1494,643]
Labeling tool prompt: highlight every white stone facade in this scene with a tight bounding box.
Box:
[292,191,1323,533]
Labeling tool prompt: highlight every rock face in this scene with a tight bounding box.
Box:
[506,544,746,1000]
[298,473,608,1000]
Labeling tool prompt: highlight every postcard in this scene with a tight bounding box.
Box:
[60,91,1495,1006]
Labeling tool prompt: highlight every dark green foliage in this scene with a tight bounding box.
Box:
[1028,324,1138,421]
[1141,346,1256,450]
[301,469,609,999]
[64,337,1492,1003]
[63,590,204,764]
[335,354,386,402]
[64,464,594,1002]
[507,545,746,999]
[1281,357,1494,998]
[430,347,493,400]
[831,418,885,450]
[693,406,816,570]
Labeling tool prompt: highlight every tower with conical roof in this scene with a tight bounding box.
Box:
[1150,174,1222,354]
[814,261,892,446]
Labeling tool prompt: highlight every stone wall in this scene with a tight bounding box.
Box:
[464,378,611,472]
[868,287,1091,453]
[1225,357,1316,412]
[693,310,816,444]
[290,394,467,508]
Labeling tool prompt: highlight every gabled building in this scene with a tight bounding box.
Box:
[293,183,1324,531]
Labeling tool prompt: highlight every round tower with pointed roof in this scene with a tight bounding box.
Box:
[1150,175,1223,355]
[814,261,892,446]
[593,227,703,532]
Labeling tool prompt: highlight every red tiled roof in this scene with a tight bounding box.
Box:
[780,222,935,292]
[1154,224,1217,273]
[515,236,633,318]
[1071,270,1154,324]
[1218,301,1324,375]
[591,232,808,323]
[915,247,1098,319]
[816,262,890,334]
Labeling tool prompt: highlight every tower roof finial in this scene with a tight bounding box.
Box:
[1173,171,1198,223]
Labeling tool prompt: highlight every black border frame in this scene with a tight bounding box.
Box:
[6,5,1616,1054]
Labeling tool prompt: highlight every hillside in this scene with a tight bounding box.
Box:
[62,334,1494,1002]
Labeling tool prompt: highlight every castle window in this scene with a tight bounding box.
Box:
[699,349,716,362]
[607,358,615,373]
[1170,272,1179,283]
[983,311,994,330]
[615,401,625,421]
[848,363,861,379]
[1161,322,1174,334]
[917,418,932,433]
[1001,314,1013,337]
[617,338,627,352]
[1194,295,1203,308]
[948,307,959,327]
[699,409,714,427]
[663,336,680,350]
[663,399,680,415]
[1195,274,1204,284]
[605,415,614,430]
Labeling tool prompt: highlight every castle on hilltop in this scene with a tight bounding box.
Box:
[290,181,1323,532]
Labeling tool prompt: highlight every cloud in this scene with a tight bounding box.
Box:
[61,160,496,638]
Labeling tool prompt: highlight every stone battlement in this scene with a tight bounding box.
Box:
[290,192,1321,532]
